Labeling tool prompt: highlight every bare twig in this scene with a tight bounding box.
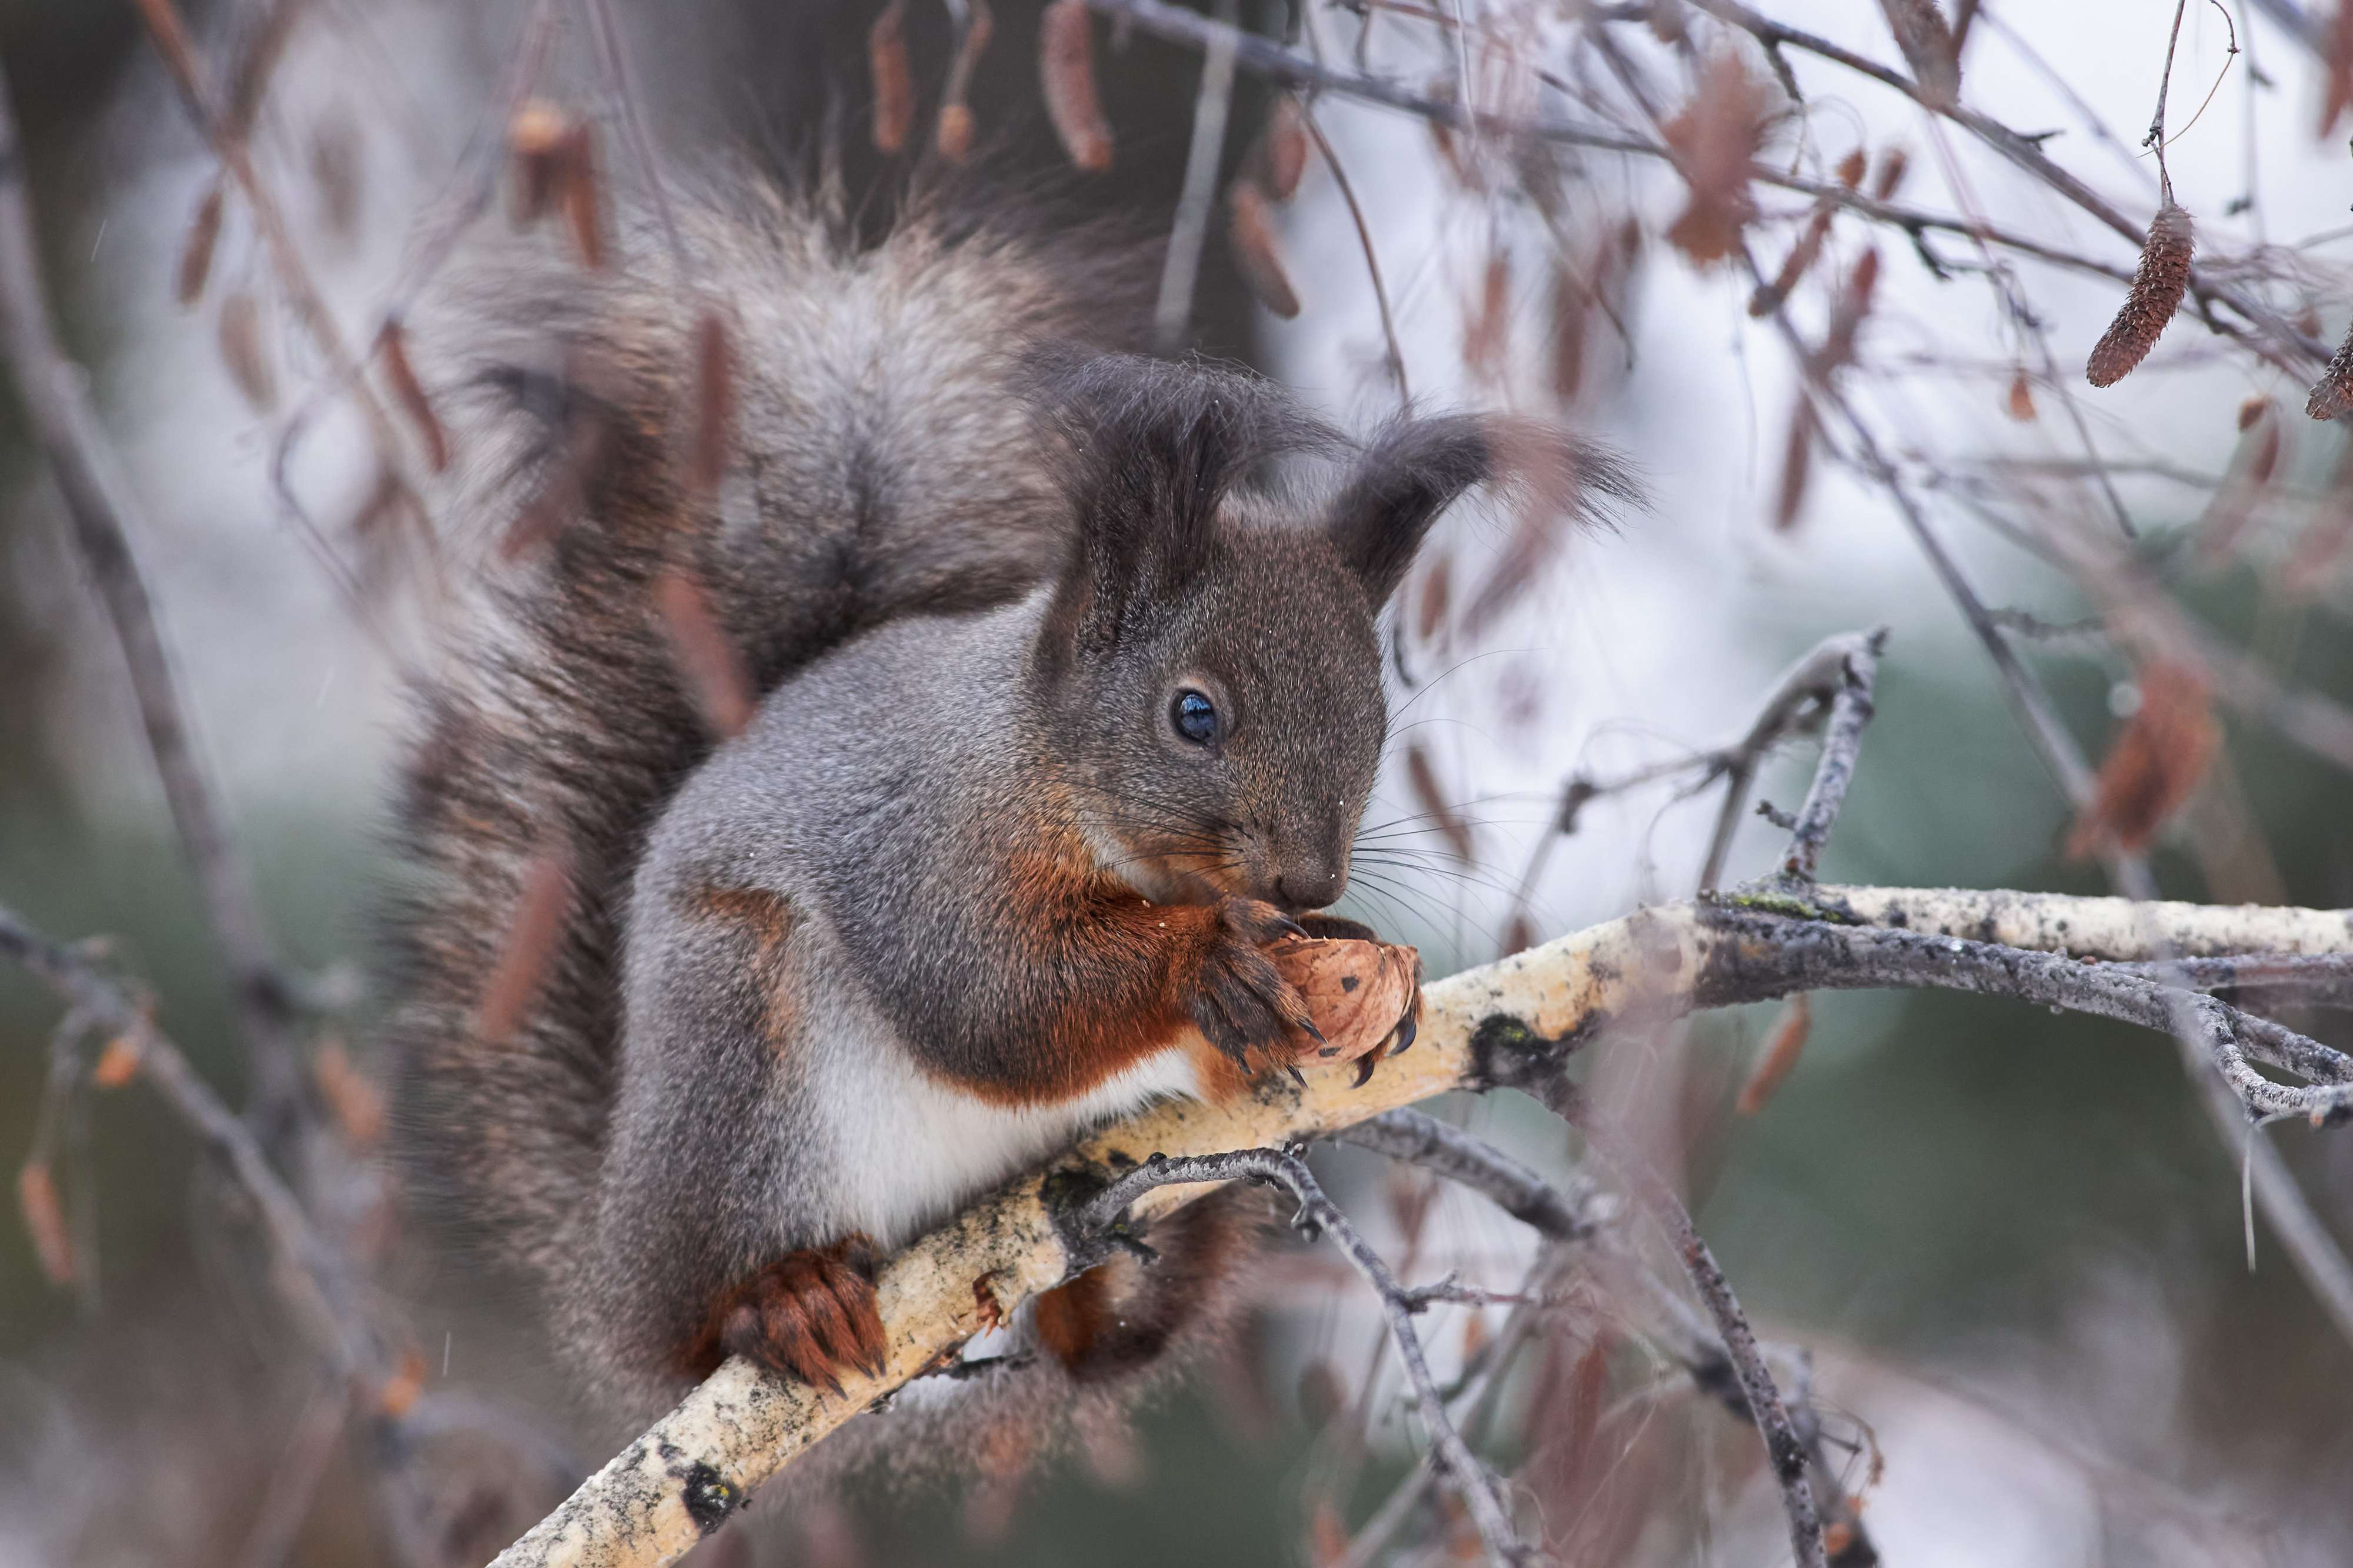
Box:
[1085,1150,1528,1562]
[0,64,307,1140]
[131,0,435,531]
[1299,104,1409,401]
[1539,1082,1827,1568]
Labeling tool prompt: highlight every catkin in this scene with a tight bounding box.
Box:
[2306,319,2353,421]
[2087,201,2192,388]
[1041,0,1112,173]
[868,0,913,155]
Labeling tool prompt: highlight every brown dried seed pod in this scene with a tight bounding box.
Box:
[1463,251,1509,376]
[176,179,224,308]
[2065,660,2218,857]
[217,291,278,411]
[688,309,736,496]
[1414,552,1451,643]
[312,1038,388,1149]
[2306,319,2353,421]
[938,0,994,162]
[1550,266,1589,403]
[1227,179,1301,318]
[376,321,449,472]
[1774,394,1816,531]
[869,0,914,155]
[2087,201,2192,388]
[937,105,977,162]
[2321,2,2353,138]
[1818,248,1881,373]
[2005,369,2037,421]
[476,845,575,1047]
[1041,0,1112,173]
[1747,202,1833,316]
[1263,94,1309,201]
[1404,742,1473,862]
[1835,147,1867,189]
[1870,146,1908,202]
[17,1159,72,1287]
[509,99,571,226]
[1737,992,1812,1115]
[91,1035,141,1089]
[654,567,757,739]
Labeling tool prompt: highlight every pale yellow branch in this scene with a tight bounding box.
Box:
[491,885,2353,1568]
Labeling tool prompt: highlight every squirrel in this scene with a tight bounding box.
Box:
[382,171,1622,1438]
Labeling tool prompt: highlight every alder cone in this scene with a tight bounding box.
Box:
[2087,202,2192,388]
[2307,319,2353,421]
[1271,935,1419,1062]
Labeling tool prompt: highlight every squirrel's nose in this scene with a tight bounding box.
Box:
[1274,863,1347,912]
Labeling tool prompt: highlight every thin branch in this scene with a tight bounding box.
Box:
[1541,1081,1827,1568]
[484,883,2353,1568]
[1299,103,1409,401]
[2147,0,2196,194]
[1086,1150,1528,1562]
[0,903,372,1376]
[1779,628,1885,882]
[131,0,436,533]
[0,63,307,1139]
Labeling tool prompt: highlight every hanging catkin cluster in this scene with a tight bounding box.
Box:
[2087,201,2192,388]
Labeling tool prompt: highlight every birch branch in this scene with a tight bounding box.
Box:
[490,881,2353,1568]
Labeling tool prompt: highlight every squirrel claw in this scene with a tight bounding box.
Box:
[714,1237,887,1394]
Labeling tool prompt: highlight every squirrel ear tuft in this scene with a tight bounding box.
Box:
[1024,349,1338,658]
[1324,416,1637,605]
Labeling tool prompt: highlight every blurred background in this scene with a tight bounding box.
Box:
[4,0,2352,1563]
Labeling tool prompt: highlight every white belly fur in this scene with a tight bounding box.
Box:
[795,982,1201,1251]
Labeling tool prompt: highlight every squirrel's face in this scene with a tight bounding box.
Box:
[1025,353,1627,913]
[1049,523,1387,910]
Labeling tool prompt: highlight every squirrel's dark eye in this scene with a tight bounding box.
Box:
[1171,689,1219,746]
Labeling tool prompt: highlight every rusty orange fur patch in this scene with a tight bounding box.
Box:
[685,884,799,1054]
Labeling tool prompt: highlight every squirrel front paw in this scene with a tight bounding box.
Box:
[1188,897,1324,1071]
[716,1236,887,1394]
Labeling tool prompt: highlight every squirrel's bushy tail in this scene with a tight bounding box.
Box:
[380,172,1152,1305]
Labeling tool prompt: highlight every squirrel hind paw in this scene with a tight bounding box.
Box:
[717,1239,888,1392]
